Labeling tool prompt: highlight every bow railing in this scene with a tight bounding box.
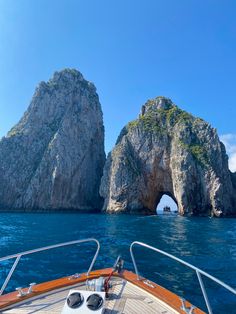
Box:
[0,238,100,295]
[130,241,236,314]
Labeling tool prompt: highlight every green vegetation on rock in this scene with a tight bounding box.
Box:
[164,106,193,125]
[179,140,209,168]
[190,145,209,167]
[127,102,194,135]
[127,120,139,129]
[125,100,209,168]
[139,112,164,133]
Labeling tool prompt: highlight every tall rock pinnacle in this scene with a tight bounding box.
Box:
[0,69,105,211]
[100,96,236,216]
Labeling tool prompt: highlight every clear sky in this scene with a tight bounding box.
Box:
[0,0,236,170]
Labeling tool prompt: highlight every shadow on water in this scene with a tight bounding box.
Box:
[0,213,235,313]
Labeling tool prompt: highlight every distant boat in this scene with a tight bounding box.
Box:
[163,206,171,213]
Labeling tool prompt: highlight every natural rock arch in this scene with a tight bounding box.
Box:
[100,137,183,215]
[100,97,236,216]
[155,192,178,212]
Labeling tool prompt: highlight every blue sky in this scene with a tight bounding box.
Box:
[0,0,236,171]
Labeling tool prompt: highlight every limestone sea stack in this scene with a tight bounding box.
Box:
[100,97,236,216]
[0,69,105,211]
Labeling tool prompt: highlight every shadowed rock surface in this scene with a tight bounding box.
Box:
[100,97,236,216]
[0,69,105,211]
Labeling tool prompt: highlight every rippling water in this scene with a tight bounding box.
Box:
[0,213,235,313]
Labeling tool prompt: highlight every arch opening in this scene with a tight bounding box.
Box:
[156,192,178,215]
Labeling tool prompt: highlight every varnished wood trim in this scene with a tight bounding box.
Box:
[120,270,205,314]
[0,268,112,310]
[0,268,206,314]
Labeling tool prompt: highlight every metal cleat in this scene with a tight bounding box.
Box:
[180,298,196,314]
[68,273,81,280]
[15,287,26,297]
[28,282,36,294]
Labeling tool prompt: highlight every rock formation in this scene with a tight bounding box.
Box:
[0,69,105,211]
[100,97,236,216]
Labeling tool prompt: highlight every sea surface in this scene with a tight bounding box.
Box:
[0,213,235,313]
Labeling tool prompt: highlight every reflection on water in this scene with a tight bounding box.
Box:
[0,213,235,313]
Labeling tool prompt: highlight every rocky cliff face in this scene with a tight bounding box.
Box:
[100,97,236,216]
[0,69,105,211]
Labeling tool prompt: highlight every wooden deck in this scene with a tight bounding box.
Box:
[0,269,205,314]
[2,278,180,314]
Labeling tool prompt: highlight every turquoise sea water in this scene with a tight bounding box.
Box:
[0,213,235,313]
